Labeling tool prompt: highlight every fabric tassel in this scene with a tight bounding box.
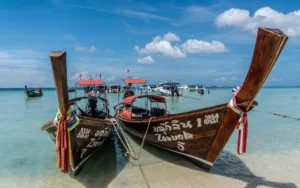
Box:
[236,114,248,154]
[53,106,80,173]
[228,85,249,155]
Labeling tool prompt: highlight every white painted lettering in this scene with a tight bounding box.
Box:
[197,118,202,127]
[80,148,87,159]
[177,142,185,151]
[77,128,91,139]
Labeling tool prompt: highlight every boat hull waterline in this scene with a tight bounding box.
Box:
[116,103,237,170]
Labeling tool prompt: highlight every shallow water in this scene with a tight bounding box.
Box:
[0,88,299,188]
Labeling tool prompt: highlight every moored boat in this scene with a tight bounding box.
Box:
[155,81,182,96]
[24,85,43,97]
[122,77,147,98]
[114,28,288,171]
[68,88,75,92]
[76,79,106,98]
[41,52,113,176]
[108,84,122,93]
[148,84,157,92]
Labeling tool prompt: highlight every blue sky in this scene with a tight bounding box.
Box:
[0,0,299,87]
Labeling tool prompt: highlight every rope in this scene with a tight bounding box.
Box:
[252,109,300,121]
[110,120,135,158]
[181,95,202,100]
[136,117,153,160]
[111,120,150,188]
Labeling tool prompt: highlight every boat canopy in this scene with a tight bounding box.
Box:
[123,78,147,84]
[77,80,103,85]
[123,94,166,104]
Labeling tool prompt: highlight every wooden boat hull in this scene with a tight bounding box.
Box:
[41,116,113,175]
[116,102,246,170]
[115,27,289,171]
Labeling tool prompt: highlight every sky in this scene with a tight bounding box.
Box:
[0,0,300,87]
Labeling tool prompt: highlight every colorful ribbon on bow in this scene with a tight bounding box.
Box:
[53,106,80,173]
[232,84,242,95]
[228,84,249,155]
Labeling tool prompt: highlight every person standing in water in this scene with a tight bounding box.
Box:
[208,89,210,94]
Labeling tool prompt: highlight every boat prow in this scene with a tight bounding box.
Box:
[114,27,288,171]
[41,51,114,175]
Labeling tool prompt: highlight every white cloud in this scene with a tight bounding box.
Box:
[181,39,228,53]
[137,56,155,64]
[230,76,239,81]
[163,32,180,41]
[215,77,227,81]
[183,6,215,23]
[71,71,90,80]
[135,40,186,58]
[135,32,227,58]
[0,50,44,66]
[65,33,77,40]
[116,9,172,22]
[106,76,116,82]
[75,46,97,52]
[0,51,11,58]
[105,49,116,53]
[215,7,300,37]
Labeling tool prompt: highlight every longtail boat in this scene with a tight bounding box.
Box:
[114,28,288,171]
[76,79,106,98]
[41,52,113,176]
[122,77,147,98]
[68,88,75,92]
[24,85,43,97]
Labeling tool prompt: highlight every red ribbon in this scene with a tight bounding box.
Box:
[228,96,249,155]
[55,116,70,173]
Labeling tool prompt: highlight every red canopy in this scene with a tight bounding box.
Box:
[123,78,147,84]
[123,95,166,104]
[77,80,104,85]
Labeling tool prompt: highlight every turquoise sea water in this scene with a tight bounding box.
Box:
[0,88,299,187]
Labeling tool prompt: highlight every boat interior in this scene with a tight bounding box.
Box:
[120,104,167,120]
[70,96,109,119]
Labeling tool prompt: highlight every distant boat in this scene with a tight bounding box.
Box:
[148,84,157,91]
[68,88,75,92]
[108,84,121,93]
[24,85,43,97]
[121,77,147,98]
[155,81,182,96]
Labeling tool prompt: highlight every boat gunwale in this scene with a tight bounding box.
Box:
[115,100,258,123]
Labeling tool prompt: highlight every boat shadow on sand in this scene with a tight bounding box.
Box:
[126,133,297,188]
[70,133,129,188]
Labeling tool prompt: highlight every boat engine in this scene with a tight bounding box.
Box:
[87,96,98,117]
[124,90,134,99]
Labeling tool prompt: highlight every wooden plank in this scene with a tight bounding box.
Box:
[49,51,69,115]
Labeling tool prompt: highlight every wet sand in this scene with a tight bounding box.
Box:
[1,131,299,188]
